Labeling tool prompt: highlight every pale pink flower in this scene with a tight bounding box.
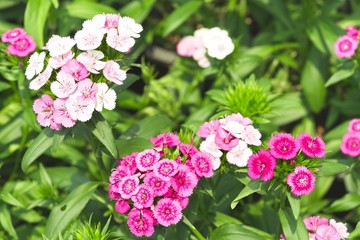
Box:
[192,46,210,68]
[50,71,77,98]
[248,149,276,181]
[74,28,104,51]
[45,35,76,57]
[202,27,234,60]
[346,25,359,40]
[150,133,180,150]
[135,149,161,172]
[297,133,326,158]
[105,14,120,29]
[106,28,135,53]
[304,216,329,232]
[340,132,360,157]
[127,209,155,237]
[176,36,204,57]
[103,60,127,85]
[76,50,106,74]
[143,172,170,196]
[348,118,360,133]
[53,98,76,128]
[1,28,26,43]
[215,127,239,151]
[118,16,143,38]
[226,140,253,167]
[329,219,349,239]
[197,119,221,138]
[48,51,74,69]
[315,225,342,240]
[225,113,252,126]
[82,14,106,31]
[25,52,46,80]
[118,175,139,199]
[131,184,154,209]
[200,135,223,158]
[208,154,221,170]
[7,35,36,57]
[29,65,53,90]
[286,166,316,196]
[61,59,89,81]
[109,165,130,184]
[33,94,61,130]
[240,125,262,146]
[154,159,179,181]
[269,133,300,160]
[334,35,358,58]
[115,199,130,214]
[153,198,182,227]
[191,152,213,178]
[95,83,116,111]
[66,93,95,122]
[171,164,198,197]
[197,57,211,68]
[179,143,198,159]
[221,121,244,139]
[76,78,97,103]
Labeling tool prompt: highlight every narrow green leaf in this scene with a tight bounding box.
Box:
[44,182,98,239]
[0,192,25,208]
[326,193,360,213]
[24,0,51,47]
[318,159,350,176]
[39,164,53,187]
[210,223,273,240]
[231,180,262,209]
[64,1,116,20]
[112,73,139,93]
[325,68,355,87]
[286,192,300,220]
[213,212,242,227]
[278,207,308,240]
[206,89,227,105]
[119,0,156,23]
[0,204,18,239]
[51,0,59,8]
[349,222,360,239]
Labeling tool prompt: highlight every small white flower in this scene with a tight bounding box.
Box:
[221,121,245,139]
[77,50,106,74]
[203,27,234,60]
[29,65,53,90]
[50,71,77,98]
[74,28,104,51]
[45,35,76,57]
[106,28,135,53]
[66,91,95,122]
[200,134,223,158]
[95,83,116,111]
[226,140,252,167]
[48,51,74,69]
[118,16,143,38]
[240,125,262,146]
[194,28,209,39]
[25,52,46,80]
[82,14,106,30]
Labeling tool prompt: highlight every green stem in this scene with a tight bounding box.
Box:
[182,216,206,240]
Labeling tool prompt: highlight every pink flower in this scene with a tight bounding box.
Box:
[225,113,252,126]
[106,28,135,53]
[315,224,342,240]
[108,182,120,200]
[191,152,213,178]
[131,184,154,209]
[226,140,253,167]
[1,28,26,43]
[118,152,138,174]
[109,165,130,184]
[179,143,198,159]
[247,149,276,181]
[297,133,326,158]
[171,164,198,197]
[269,133,300,160]
[48,51,74,69]
[197,119,220,138]
[286,166,316,196]
[66,93,95,122]
[135,149,161,172]
[329,219,349,239]
[176,36,204,57]
[215,127,239,151]
[51,71,77,98]
[33,94,57,128]
[127,209,155,237]
[53,98,76,128]
[240,125,262,146]
[103,60,127,85]
[153,198,182,227]
[153,159,179,181]
[115,199,130,214]
[76,50,106,74]
[144,172,170,196]
[340,132,360,157]
[150,133,180,150]
[304,216,329,232]
[334,35,358,58]
[118,175,140,199]
[76,78,97,103]
[7,35,36,57]
[348,118,360,133]
[61,59,89,81]
[105,14,120,29]
[346,25,359,40]
[74,28,104,51]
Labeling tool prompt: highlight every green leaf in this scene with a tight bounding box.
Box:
[0,204,18,239]
[0,192,25,208]
[112,73,139,93]
[21,128,67,172]
[39,164,53,187]
[160,1,203,37]
[210,223,273,240]
[325,67,356,87]
[119,0,156,23]
[24,0,51,47]
[278,207,308,240]
[206,89,227,105]
[318,158,350,176]
[349,222,360,240]
[44,182,98,239]
[324,120,349,141]
[231,180,262,209]
[326,193,360,213]
[213,212,242,227]
[117,138,152,157]
[51,0,59,8]
[287,192,301,220]
[64,1,116,19]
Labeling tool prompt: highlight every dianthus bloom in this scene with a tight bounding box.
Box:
[340,132,360,157]
[297,133,326,158]
[286,166,316,196]
[348,118,360,133]
[153,198,182,227]
[334,35,358,58]
[269,133,300,160]
[1,28,26,43]
[127,209,155,237]
[247,149,276,181]
[7,34,36,57]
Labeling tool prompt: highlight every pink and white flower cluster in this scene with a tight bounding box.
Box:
[248,132,326,197]
[197,113,261,170]
[1,28,36,57]
[25,14,142,130]
[340,118,360,157]
[334,25,359,58]
[108,133,214,237]
[176,27,234,68]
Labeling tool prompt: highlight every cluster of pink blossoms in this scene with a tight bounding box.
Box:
[334,26,359,58]
[176,27,234,68]
[108,133,214,237]
[1,28,36,57]
[281,216,349,240]
[26,13,142,130]
[248,132,326,197]
[340,118,360,157]
[197,113,262,170]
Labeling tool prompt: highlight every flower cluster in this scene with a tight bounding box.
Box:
[176,27,234,68]
[340,118,360,157]
[248,132,326,197]
[334,25,359,58]
[26,14,142,130]
[1,28,36,57]
[197,113,262,170]
[108,133,214,237]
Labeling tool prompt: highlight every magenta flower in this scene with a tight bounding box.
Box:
[109,165,130,185]
[304,216,329,232]
[286,166,316,196]
[346,25,359,40]
[179,143,198,159]
[7,35,36,57]
[53,98,76,128]
[247,149,276,181]
[315,224,341,240]
[127,209,155,237]
[334,35,358,58]
[131,184,154,209]
[197,119,220,138]
[118,175,139,199]
[269,133,300,160]
[115,199,130,214]
[340,132,360,157]
[144,172,170,196]
[1,28,26,43]
[153,198,182,227]
[297,133,326,158]
[61,59,89,81]
[153,159,179,181]
[171,164,198,197]
[135,149,161,172]
[215,127,239,151]
[348,118,360,133]
[191,152,213,178]
[118,152,138,174]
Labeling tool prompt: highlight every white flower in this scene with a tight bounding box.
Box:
[66,91,95,122]
[240,125,262,146]
[194,28,209,39]
[50,71,77,98]
[103,60,127,85]
[29,65,53,90]
[118,16,143,38]
[48,51,74,69]
[106,28,135,53]
[226,140,252,167]
[45,35,76,57]
[209,155,221,170]
[200,134,223,158]
[329,219,349,239]
[203,27,234,60]
[82,14,106,30]
[95,83,116,111]
[25,52,46,80]
[221,121,245,139]
[74,28,104,51]
[77,50,106,74]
